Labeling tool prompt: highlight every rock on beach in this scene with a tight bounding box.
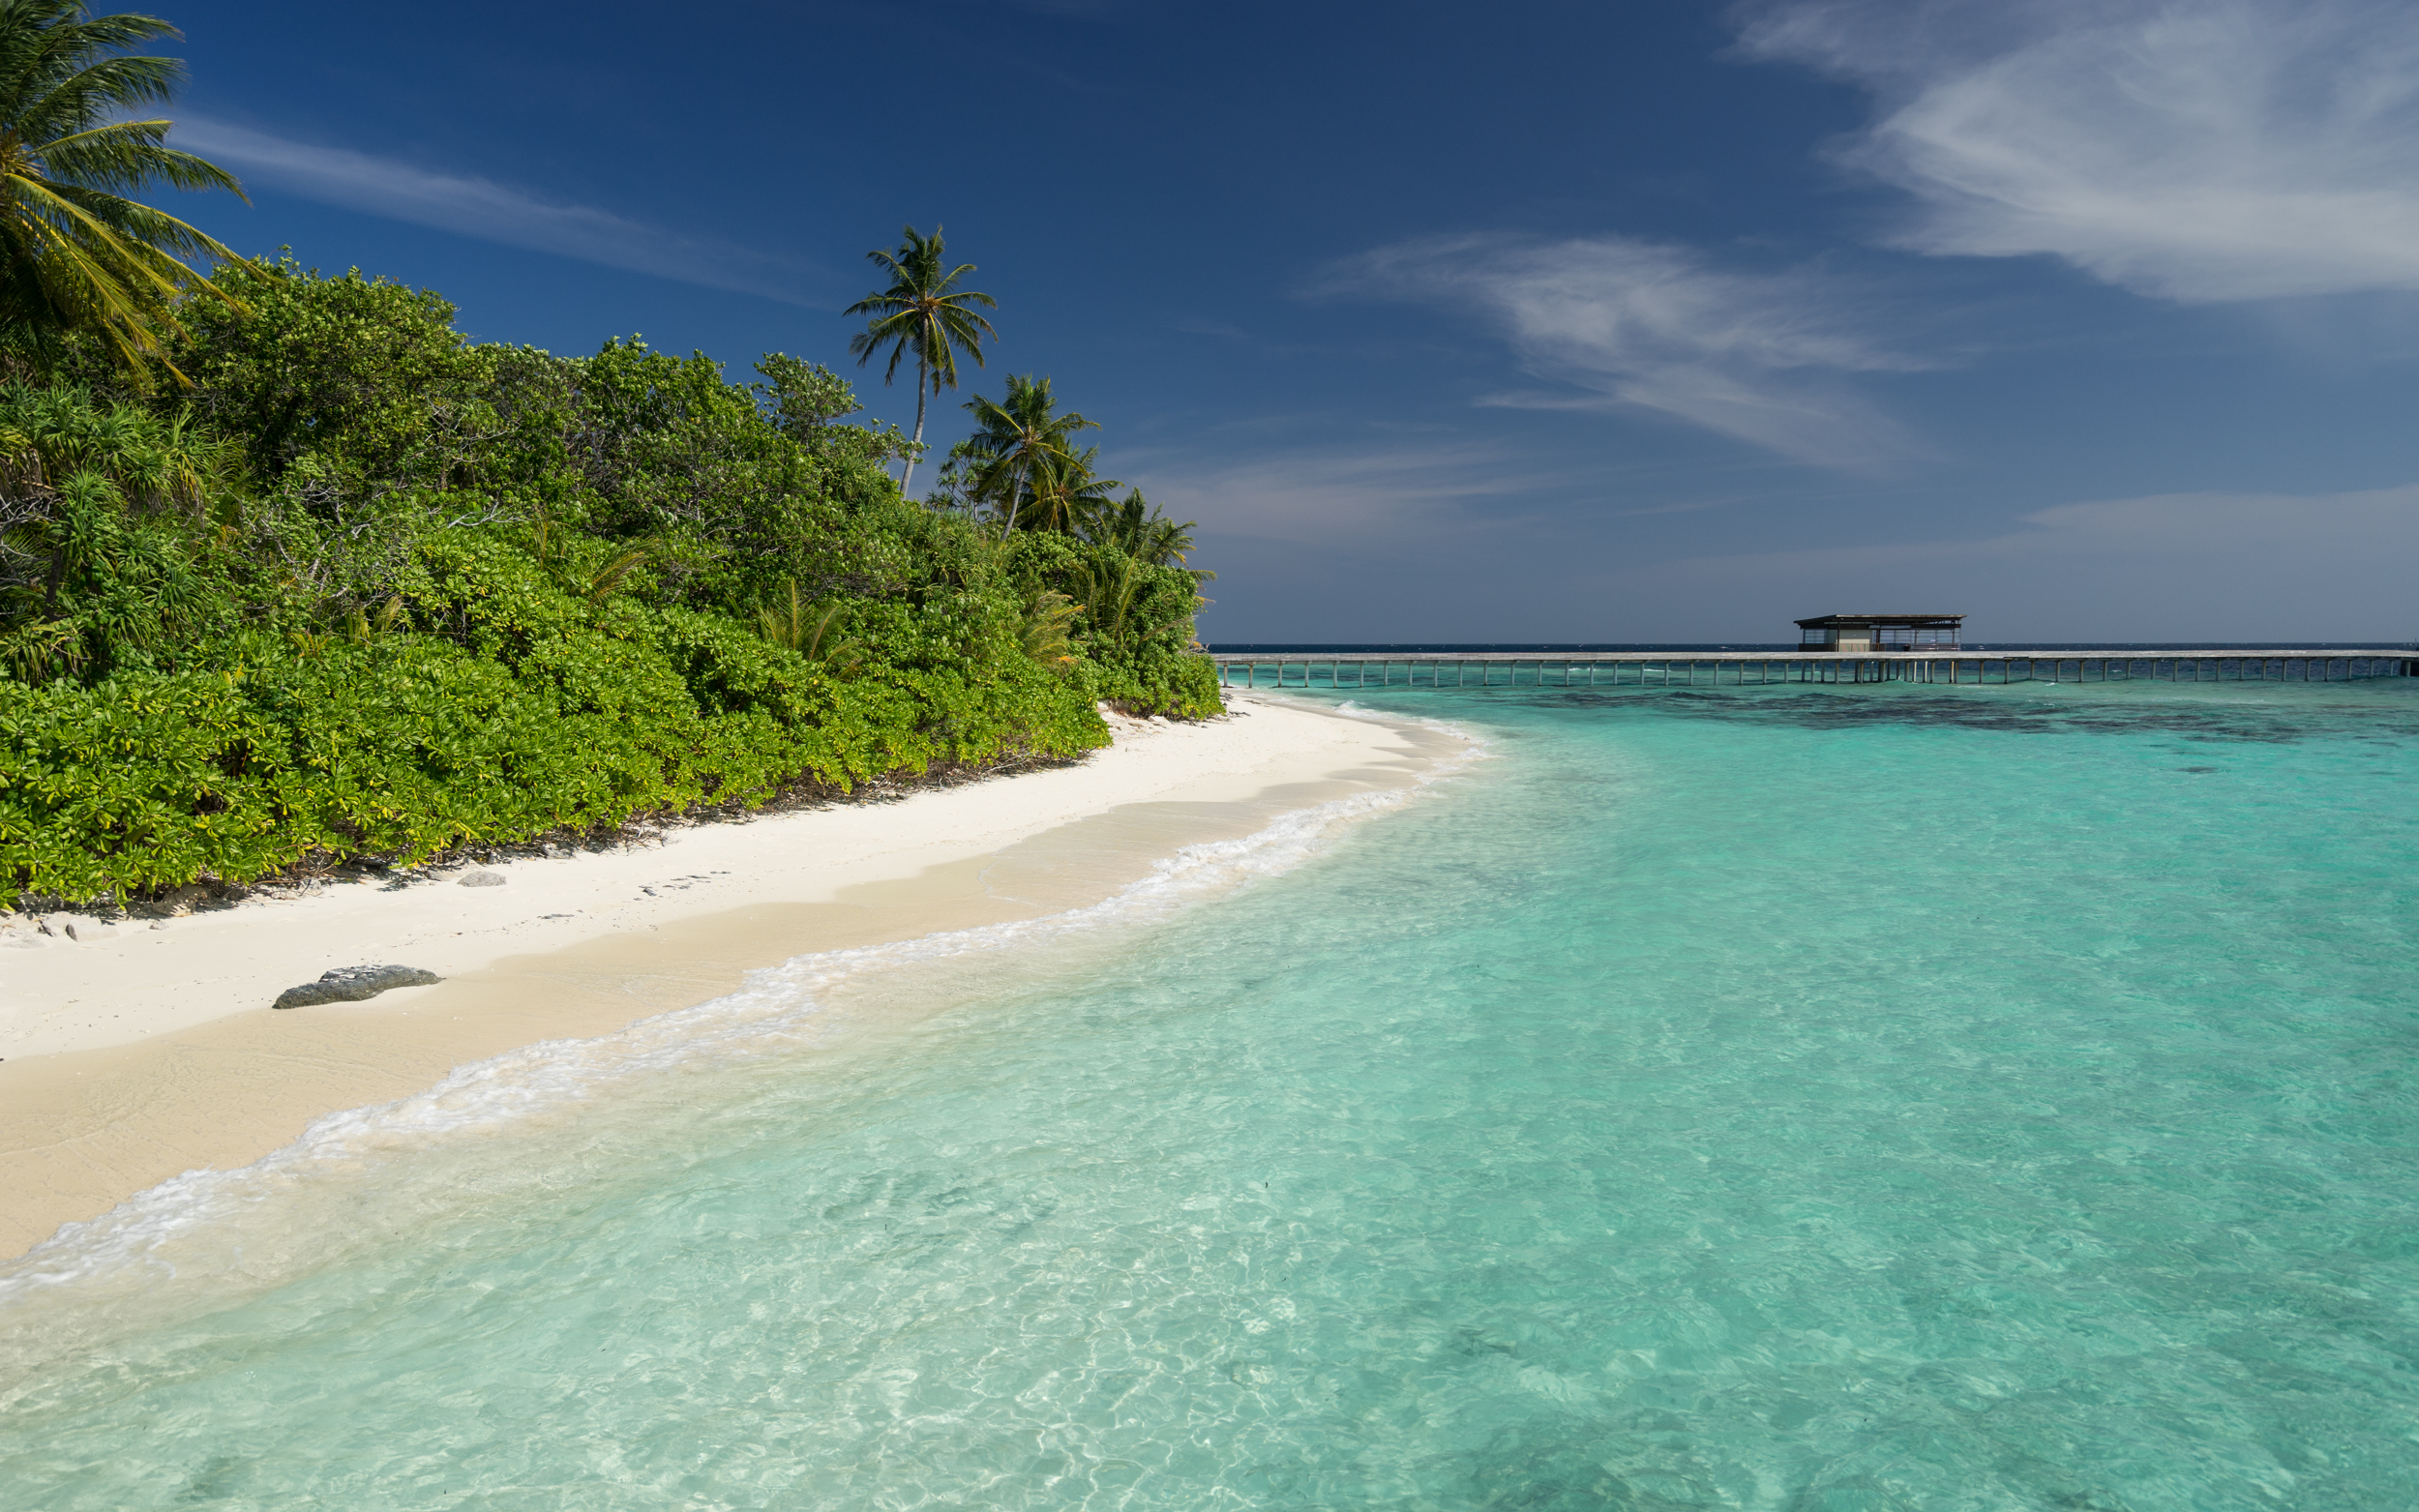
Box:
[34,913,117,941]
[273,964,444,1010]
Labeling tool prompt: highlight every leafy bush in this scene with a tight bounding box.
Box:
[1003,531,1221,718]
[0,533,1108,901]
[0,261,1219,904]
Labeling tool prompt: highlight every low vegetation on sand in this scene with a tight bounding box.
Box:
[0,5,1220,906]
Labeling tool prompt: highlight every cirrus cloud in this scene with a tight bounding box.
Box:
[1326,233,1935,472]
[1733,0,2419,302]
[174,115,815,305]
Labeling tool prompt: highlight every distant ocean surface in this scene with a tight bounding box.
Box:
[1207,641,2417,653]
[5,678,2417,1509]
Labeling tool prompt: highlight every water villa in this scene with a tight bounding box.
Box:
[1796,613,1963,653]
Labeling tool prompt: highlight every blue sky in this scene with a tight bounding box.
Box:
[160,0,2419,642]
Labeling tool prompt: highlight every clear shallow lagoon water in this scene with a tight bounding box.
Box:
[4,680,2417,1510]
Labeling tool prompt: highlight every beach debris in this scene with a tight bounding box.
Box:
[36,912,114,941]
[459,870,507,887]
[273,964,444,1010]
[159,883,218,914]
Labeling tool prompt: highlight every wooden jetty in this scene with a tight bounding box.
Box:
[1208,650,2419,690]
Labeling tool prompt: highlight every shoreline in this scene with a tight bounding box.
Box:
[0,693,1471,1261]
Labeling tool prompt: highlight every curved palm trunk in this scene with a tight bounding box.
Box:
[1000,456,1030,541]
[902,349,929,494]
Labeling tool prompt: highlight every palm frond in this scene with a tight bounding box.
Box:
[1019,589,1080,667]
[45,127,246,198]
[585,547,647,601]
[757,578,856,669]
[0,2,246,382]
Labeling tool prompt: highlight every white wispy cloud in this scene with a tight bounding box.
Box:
[1327,233,1933,471]
[1118,441,1548,545]
[1733,0,2419,302]
[175,115,814,304]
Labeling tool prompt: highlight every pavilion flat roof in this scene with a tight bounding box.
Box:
[1794,612,1965,628]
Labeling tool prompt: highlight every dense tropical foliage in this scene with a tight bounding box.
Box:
[0,12,1219,908]
[0,255,1221,905]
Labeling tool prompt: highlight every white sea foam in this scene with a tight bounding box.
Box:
[1281,692,1469,737]
[0,713,1489,1336]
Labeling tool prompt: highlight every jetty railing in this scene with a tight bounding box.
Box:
[1207,651,2419,690]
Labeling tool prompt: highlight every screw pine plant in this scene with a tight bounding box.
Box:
[0,385,234,677]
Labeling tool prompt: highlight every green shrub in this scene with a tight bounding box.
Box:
[0,263,1216,904]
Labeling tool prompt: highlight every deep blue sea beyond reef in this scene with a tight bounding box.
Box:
[4,679,2416,1510]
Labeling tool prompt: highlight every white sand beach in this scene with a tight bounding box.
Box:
[0,693,1469,1259]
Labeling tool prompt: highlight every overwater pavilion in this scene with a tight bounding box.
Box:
[1795,613,1963,653]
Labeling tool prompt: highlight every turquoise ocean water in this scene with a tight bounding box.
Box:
[4,680,2416,1510]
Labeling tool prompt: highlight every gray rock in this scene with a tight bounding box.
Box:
[38,911,75,938]
[273,964,444,1010]
[458,871,506,888]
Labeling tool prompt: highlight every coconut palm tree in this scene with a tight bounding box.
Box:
[1086,487,1212,579]
[958,373,1095,539]
[844,224,995,494]
[1020,444,1121,535]
[0,2,249,382]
